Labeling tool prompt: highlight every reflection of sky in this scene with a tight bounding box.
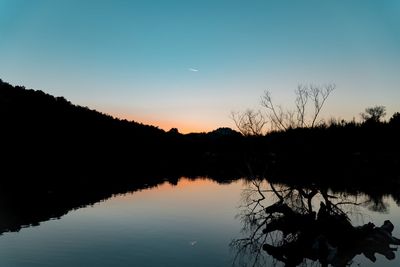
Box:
[0,178,400,266]
[0,0,399,132]
[0,178,245,267]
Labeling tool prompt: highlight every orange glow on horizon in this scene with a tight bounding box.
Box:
[109,112,217,134]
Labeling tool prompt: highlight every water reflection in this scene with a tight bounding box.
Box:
[231,180,400,267]
[2,176,400,267]
[0,177,244,267]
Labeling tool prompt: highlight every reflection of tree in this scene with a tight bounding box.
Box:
[363,195,390,213]
[231,180,400,267]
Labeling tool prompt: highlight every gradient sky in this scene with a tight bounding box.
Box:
[0,0,399,133]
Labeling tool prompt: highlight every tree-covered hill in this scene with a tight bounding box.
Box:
[0,79,175,182]
[0,79,246,185]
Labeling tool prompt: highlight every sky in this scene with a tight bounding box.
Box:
[0,0,399,133]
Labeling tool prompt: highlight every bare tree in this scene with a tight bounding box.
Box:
[260,91,290,131]
[294,84,309,128]
[261,84,335,131]
[231,109,266,136]
[231,84,335,134]
[309,84,335,127]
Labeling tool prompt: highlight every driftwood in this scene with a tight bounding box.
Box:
[231,181,400,267]
[262,201,400,267]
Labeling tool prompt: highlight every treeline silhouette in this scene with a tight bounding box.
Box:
[0,79,247,183]
[1,78,400,185]
[262,116,400,189]
[1,78,400,235]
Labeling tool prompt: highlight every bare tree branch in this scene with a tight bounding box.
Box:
[295,84,309,128]
[261,91,288,131]
[231,109,266,136]
[310,84,335,128]
[231,83,335,134]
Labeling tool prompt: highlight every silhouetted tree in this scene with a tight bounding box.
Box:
[360,105,386,123]
[231,109,266,136]
[261,84,335,130]
[389,112,400,126]
[232,84,335,134]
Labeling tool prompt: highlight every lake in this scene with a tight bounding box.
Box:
[1,177,400,267]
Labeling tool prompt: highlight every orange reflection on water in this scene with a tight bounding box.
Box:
[109,177,244,215]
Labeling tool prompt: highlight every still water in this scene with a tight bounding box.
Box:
[1,177,400,267]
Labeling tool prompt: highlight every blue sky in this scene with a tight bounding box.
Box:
[1,0,399,132]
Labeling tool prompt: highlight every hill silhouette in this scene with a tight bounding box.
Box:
[0,79,247,182]
[1,79,169,178]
